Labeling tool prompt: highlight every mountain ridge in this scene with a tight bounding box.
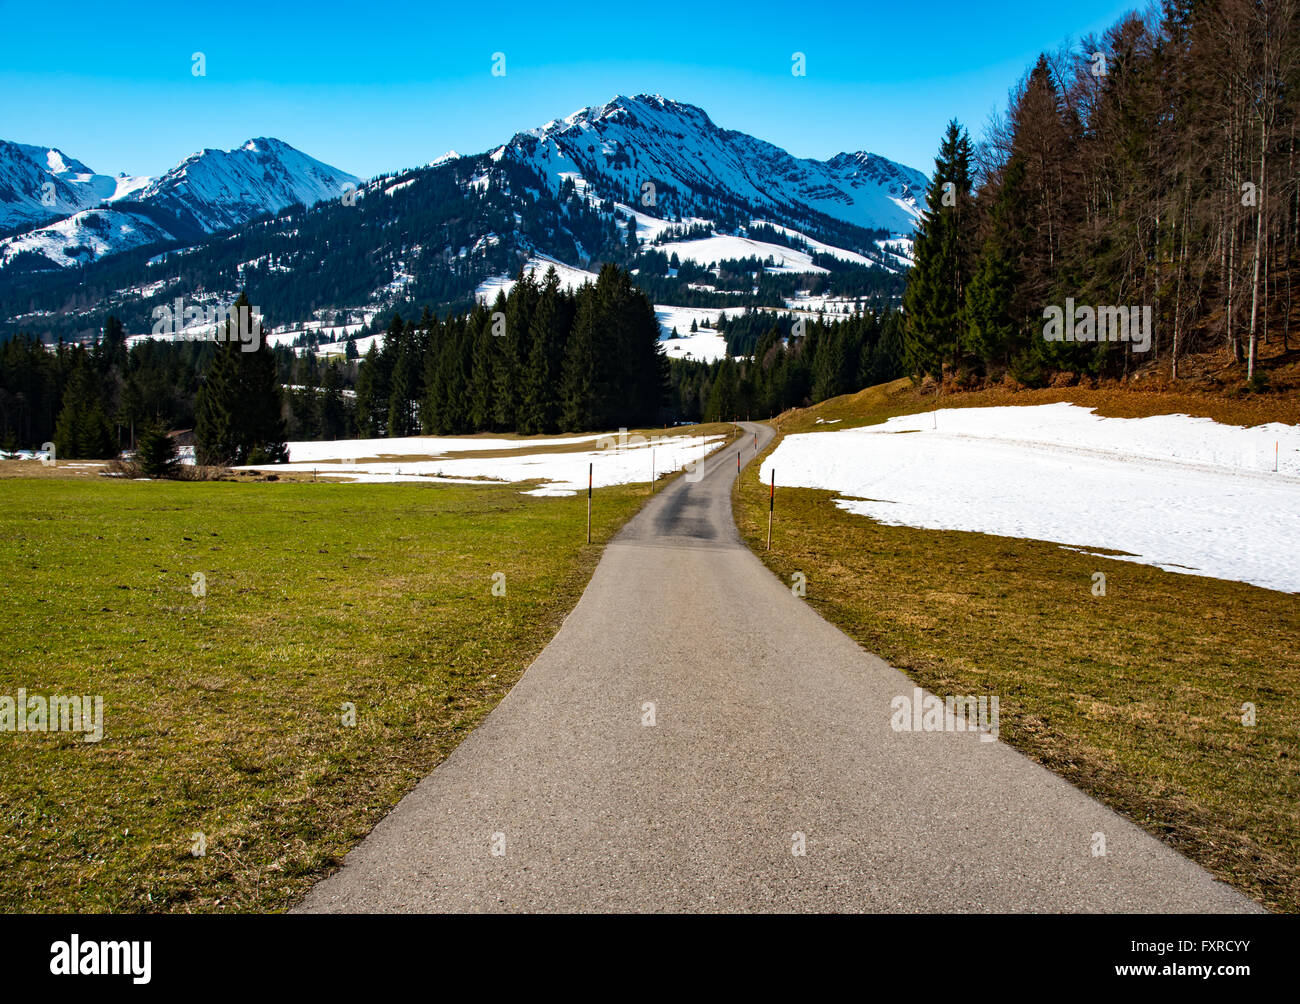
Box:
[495,94,926,236]
[0,96,925,343]
[0,137,358,268]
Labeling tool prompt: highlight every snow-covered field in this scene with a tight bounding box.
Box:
[748,221,876,267]
[653,234,829,273]
[655,305,744,362]
[476,255,599,301]
[248,431,726,496]
[760,403,1300,594]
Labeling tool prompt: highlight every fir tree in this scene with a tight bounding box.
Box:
[53,360,115,459]
[195,293,286,465]
[136,421,179,478]
[902,120,976,378]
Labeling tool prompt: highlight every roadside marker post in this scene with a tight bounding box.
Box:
[767,469,775,551]
[651,448,655,492]
[737,451,740,473]
[587,463,592,544]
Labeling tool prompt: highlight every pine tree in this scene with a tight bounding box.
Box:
[519,267,569,434]
[467,307,498,431]
[195,340,240,465]
[136,421,179,478]
[489,290,517,429]
[195,293,286,465]
[963,158,1026,371]
[705,357,739,421]
[561,285,599,431]
[53,360,115,459]
[902,120,976,378]
[236,297,287,463]
[355,342,384,435]
[320,363,347,439]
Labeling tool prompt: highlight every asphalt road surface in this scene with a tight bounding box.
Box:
[296,422,1258,913]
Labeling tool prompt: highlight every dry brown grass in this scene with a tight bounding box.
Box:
[740,379,1300,913]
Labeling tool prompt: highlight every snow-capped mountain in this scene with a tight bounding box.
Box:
[1,96,924,344]
[0,141,148,234]
[138,138,359,234]
[0,138,357,269]
[496,94,927,235]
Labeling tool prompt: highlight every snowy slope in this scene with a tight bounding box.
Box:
[655,306,740,362]
[139,137,359,233]
[0,137,358,270]
[0,142,95,232]
[0,141,155,233]
[761,404,1300,594]
[476,255,599,301]
[0,208,177,268]
[652,234,830,273]
[498,95,927,236]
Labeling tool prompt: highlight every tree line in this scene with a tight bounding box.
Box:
[669,310,906,422]
[356,263,668,436]
[903,0,1299,387]
[0,304,351,462]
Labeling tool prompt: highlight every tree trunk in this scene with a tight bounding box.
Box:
[1248,133,1265,382]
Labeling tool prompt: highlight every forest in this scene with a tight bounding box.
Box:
[903,0,1299,387]
[1,0,1294,460]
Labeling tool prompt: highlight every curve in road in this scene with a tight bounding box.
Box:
[296,422,1257,913]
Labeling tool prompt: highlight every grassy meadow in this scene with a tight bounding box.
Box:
[0,473,649,912]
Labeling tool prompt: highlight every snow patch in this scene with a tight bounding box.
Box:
[761,403,1300,594]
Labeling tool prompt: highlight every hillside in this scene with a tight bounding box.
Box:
[0,96,924,346]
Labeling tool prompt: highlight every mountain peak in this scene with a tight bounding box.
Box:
[1,135,358,269]
[241,137,291,154]
[501,94,926,236]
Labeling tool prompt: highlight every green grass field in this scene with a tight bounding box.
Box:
[737,383,1300,913]
[0,475,646,913]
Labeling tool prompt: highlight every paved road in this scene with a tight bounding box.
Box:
[296,422,1258,913]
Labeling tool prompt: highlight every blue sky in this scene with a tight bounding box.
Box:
[0,0,1136,180]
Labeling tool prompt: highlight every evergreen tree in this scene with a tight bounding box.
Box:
[238,299,288,463]
[386,316,417,436]
[519,268,570,434]
[195,293,286,465]
[355,342,384,436]
[902,120,977,378]
[467,306,498,431]
[53,359,115,459]
[136,421,179,478]
[320,362,347,439]
[560,285,599,431]
[963,158,1027,371]
[705,357,739,421]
